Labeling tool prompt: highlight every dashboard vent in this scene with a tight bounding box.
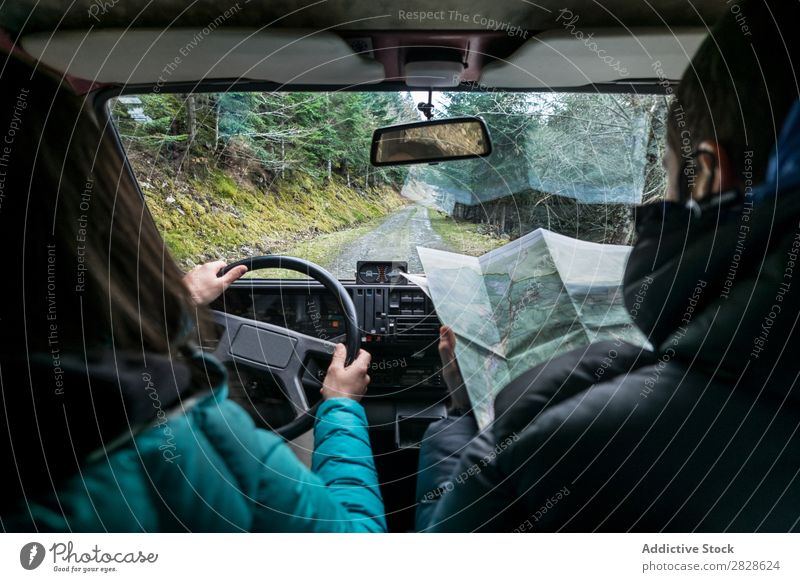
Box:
[387,289,439,340]
[394,313,439,339]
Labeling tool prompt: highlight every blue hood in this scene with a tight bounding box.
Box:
[753,99,800,202]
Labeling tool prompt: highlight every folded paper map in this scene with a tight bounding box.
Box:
[411,228,650,429]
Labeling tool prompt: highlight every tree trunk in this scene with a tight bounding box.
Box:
[186,94,197,142]
[281,139,285,179]
[214,96,220,150]
[641,97,669,204]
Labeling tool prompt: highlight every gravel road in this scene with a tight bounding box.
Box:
[324,204,452,277]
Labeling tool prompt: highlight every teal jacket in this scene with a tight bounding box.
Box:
[3,356,386,532]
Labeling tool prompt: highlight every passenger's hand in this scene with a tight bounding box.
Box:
[321,344,371,402]
[183,260,247,306]
[438,326,470,412]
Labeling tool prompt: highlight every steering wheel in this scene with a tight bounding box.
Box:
[211,256,360,440]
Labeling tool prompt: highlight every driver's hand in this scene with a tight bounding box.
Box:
[321,344,371,402]
[183,260,247,306]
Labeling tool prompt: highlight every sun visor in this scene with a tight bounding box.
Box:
[21,28,385,86]
[480,27,705,88]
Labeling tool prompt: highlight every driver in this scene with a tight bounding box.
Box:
[415,0,800,532]
[0,51,386,532]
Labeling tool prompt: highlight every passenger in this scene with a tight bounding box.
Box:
[0,51,385,532]
[416,0,800,531]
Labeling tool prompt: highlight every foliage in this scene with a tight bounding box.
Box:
[111,91,419,266]
[427,208,506,256]
[110,89,670,264]
[136,160,404,266]
[113,91,419,186]
[414,90,670,244]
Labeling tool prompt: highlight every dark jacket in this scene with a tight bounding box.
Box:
[415,102,800,532]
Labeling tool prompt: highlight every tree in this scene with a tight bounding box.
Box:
[411,90,668,244]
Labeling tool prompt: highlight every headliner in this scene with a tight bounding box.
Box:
[0,0,726,36]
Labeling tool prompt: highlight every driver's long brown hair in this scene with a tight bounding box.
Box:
[0,51,204,360]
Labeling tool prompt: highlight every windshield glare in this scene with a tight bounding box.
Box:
[110,90,668,280]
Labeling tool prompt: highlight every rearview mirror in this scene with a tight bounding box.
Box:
[370,117,492,166]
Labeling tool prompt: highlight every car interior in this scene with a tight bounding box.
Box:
[0,0,729,532]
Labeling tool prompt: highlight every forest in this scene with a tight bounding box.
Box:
[112,91,421,265]
[111,88,668,266]
[416,90,669,244]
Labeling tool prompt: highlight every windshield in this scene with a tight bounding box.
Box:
[110,90,668,279]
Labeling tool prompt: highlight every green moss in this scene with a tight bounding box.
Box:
[140,165,406,267]
[212,172,241,200]
[427,208,506,256]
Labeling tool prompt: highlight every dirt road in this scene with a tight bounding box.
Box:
[325,204,452,276]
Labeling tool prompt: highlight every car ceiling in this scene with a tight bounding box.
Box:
[0,1,726,35]
[0,1,727,91]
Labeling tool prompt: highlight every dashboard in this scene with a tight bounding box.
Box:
[212,278,444,392]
